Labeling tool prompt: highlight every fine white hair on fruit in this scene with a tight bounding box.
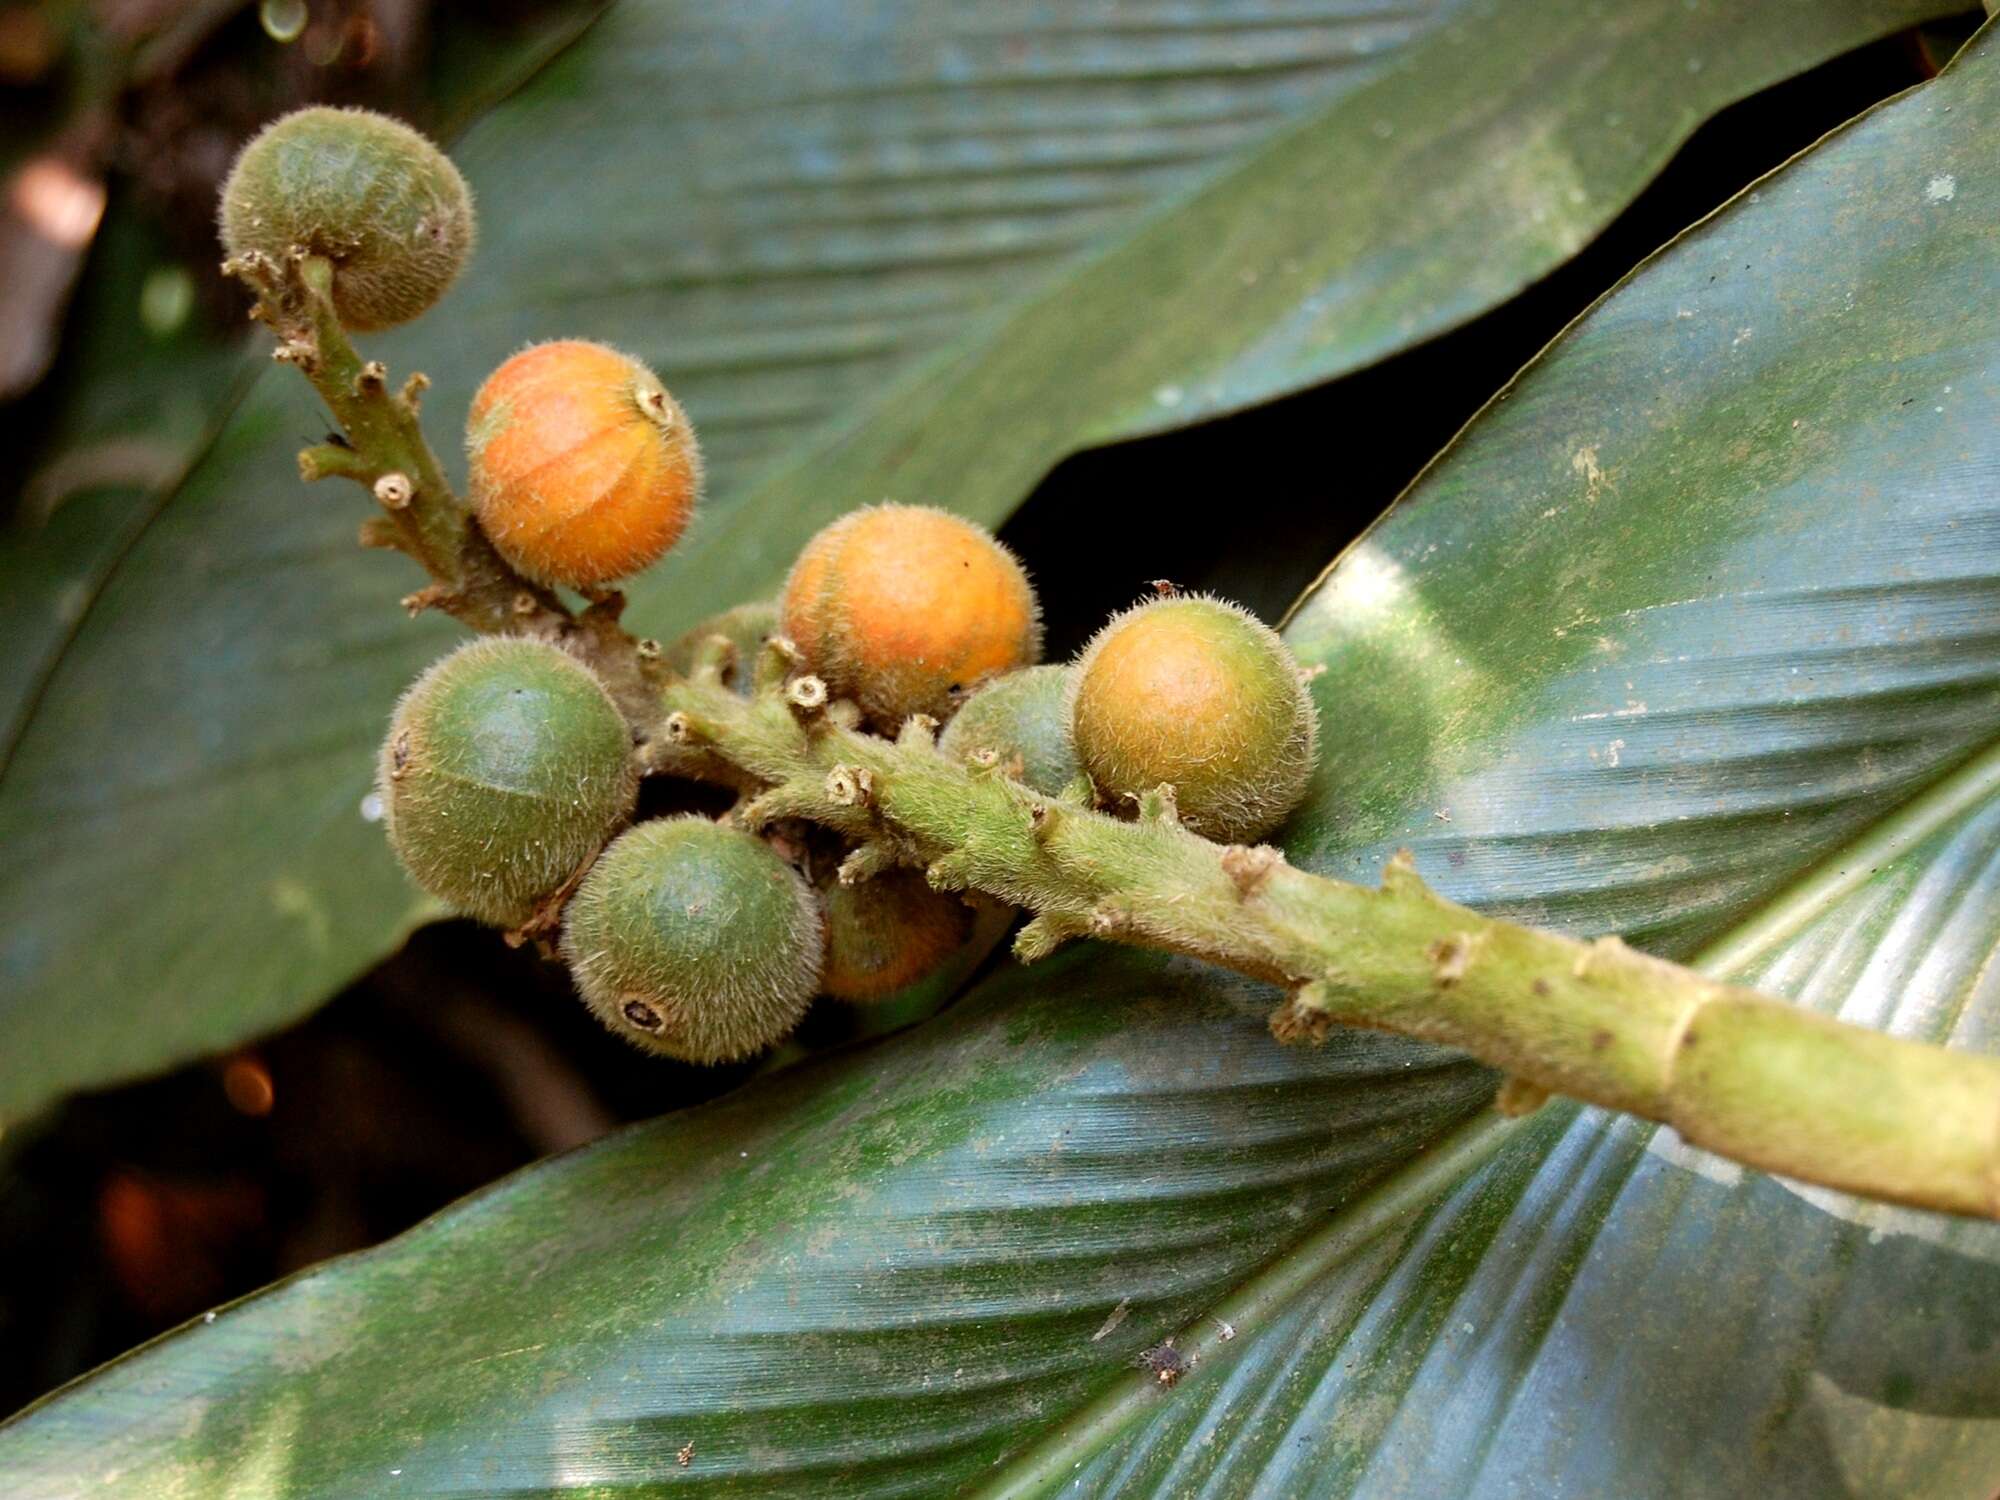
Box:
[1067,593,1317,843]
[563,817,824,1064]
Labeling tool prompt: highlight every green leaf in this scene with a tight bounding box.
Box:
[672,0,1964,613]
[0,956,1500,1495]
[997,755,2000,1498]
[0,0,1955,1123]
[1021,24,2000,1492]
[10,22,2000,1489]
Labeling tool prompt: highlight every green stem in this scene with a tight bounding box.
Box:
[662,662,2000,1220]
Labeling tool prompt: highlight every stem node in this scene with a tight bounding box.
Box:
[1428,931,1484,988]
[1270,984,1336,1046]
[839,842,901,885]
[373,472,414,510]
[1028,801,1061,843]
[1220,843,1282,896]
[741,781,820,831]
[402,584,453,617]
[826,763,875,808]
[299,442,371,484]
[788,675,830,714]
[1381,848,1427,898]
[896,714,940,749]
[1135,784,1180,825]
[756,635,803,693]
[358,517,401,551]
[1015,913,1081,963]
[687,634,736,687]
[927,850,976,893]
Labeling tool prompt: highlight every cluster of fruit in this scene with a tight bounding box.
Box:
[220,106,1319,1068]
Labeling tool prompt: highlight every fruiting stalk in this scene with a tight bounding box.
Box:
[659,658,2000,1220]
[221,250,662,721]
[244,257,2000,1220]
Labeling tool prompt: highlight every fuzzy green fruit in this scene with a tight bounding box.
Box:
[821,870,974,1004]
[379,638,634,928]
[219,106,474,331]
[1069,596,1317,842]
[563,818,823,1063]
[937,664,1082,796]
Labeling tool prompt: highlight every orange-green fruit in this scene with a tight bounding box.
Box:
[821,870,973,1004]
[218,106,474,331]
[379,638,636,928]
[1069,596,1316,842]
[665,598,779,699]
[937,665,1081,796]
[780,504,1040,724]
[468,340,702,590]
[563,817,823,1063]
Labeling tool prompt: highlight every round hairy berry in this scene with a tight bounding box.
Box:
[821,870,974,1004]
[1069,596,1317,842]
[563,818,823,1063]
[780,505,1040,725]
[937,665,1082,796]
[468,341,701,590]
[219,106,474,331]
[379,638,636,927]
[665,599,779,698]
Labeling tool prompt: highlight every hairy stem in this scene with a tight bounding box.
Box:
[222,249,663,725]
[663,658,2000,1220]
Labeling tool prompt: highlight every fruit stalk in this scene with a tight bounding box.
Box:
[223,250,661,721]
[662,650,2000,1220]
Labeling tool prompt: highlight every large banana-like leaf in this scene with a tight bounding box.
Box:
[9,20,2000,1493]
[1033,761,2000,1497]
[0,959,1499,1497]
[0,0,1953,1123]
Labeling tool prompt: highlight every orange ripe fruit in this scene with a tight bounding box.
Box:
[780,505,1040,724]
[467,340,700,589]
[820,869,973,1004]
[1069,596,1316,842]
